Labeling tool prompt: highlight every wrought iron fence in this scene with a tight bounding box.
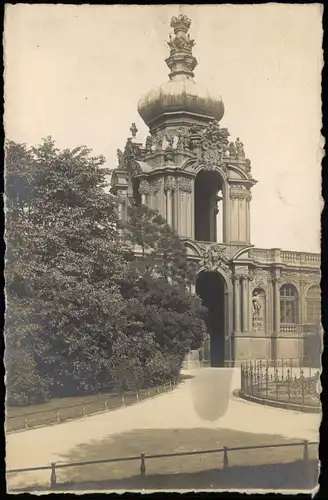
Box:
[6,381,177,433]
[6,440,317,491]
[240,360,320,408]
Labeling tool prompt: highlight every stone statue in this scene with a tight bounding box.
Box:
[252,291,263,330]
[235,137,245,157]
[117,149,124,167]
[252,292,261,316]
[228,141,237,158]
[145,135,152,152]
[155,130,163,150]
[164,135,175,162]
[165,134,174,147]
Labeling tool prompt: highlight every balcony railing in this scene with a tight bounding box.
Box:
[251,248,320,268]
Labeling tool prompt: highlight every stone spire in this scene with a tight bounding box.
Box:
[165,14,198,80]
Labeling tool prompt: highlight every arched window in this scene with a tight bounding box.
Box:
[306,285,321,324]
[280,284,298,325]
[194,170,224,243]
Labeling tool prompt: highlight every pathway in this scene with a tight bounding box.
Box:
[6,368,320,491]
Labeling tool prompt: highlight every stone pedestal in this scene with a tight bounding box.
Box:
[182,349,201,370]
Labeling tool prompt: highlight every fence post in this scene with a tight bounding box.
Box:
[301,369,305,405]
[287,369,291,401]
[250,363,254,396]
[50,462,57,489]
[56,410,60,423]
[121,394,125,407]
[274,368,279,400]
[104,400,108,410]
[140,454,146,477]
[223,447,229,469]
[136,392,139,401]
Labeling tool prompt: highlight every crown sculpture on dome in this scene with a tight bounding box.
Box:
[166,13,197,79]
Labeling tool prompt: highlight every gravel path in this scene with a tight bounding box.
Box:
[6,368,320,491]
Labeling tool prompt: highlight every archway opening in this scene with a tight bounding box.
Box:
[196,270,226,367]
[194,170,223,242]
[132,178,141,206]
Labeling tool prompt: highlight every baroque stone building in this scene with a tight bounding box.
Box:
[111,14,321,366]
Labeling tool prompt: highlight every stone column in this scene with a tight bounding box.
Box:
[272,277,281,361]
[241,276,248,332]
[273,278,281,335]
[191,178,195,240]
[248,279,254,332]
[233,276,241,333]
[186,193,191,238]
[139,180,150,207]
[223,183,231,244]
[167,190,172,226]
[179,190,185,236]
[172,188,178,232]
[224,290,233,365]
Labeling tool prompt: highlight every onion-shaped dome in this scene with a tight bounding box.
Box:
[138,14,224,127]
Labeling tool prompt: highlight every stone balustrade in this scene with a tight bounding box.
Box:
[252,248,320,268]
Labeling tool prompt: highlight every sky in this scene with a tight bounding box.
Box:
[4,4,323,253]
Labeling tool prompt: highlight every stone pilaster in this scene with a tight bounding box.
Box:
[248,278,253,332]
[273,277,281,335]
[241,276,248,332]
[233,276,241,333]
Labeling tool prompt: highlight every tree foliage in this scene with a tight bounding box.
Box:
[5,138,206,405]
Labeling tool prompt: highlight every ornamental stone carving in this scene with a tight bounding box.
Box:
[200,120,230,169]
[200,244,227,271]
[245,158,252,173]
[139,180,152,195]
[164,175,177,192]
[177,176,192,193]
[249,269,269,289]
[230,184,252,201]
[151,129,163,150]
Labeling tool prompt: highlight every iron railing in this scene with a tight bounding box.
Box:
[6,381,177,433]
[240,360,320,408]
[6,440,317,490]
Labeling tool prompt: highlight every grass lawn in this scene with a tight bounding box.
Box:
[6,376,193,433]
[44,428,318,491]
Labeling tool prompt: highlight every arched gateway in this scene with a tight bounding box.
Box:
[196,270,232,367]
[110,12,321,366]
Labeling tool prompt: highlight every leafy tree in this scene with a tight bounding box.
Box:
[5,138,131,402]
[5,138,207,405]
[119,203,207,383]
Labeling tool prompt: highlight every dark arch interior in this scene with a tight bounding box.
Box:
[132,178,141,206]
[195,170,223,242]
[196,271,225,367]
